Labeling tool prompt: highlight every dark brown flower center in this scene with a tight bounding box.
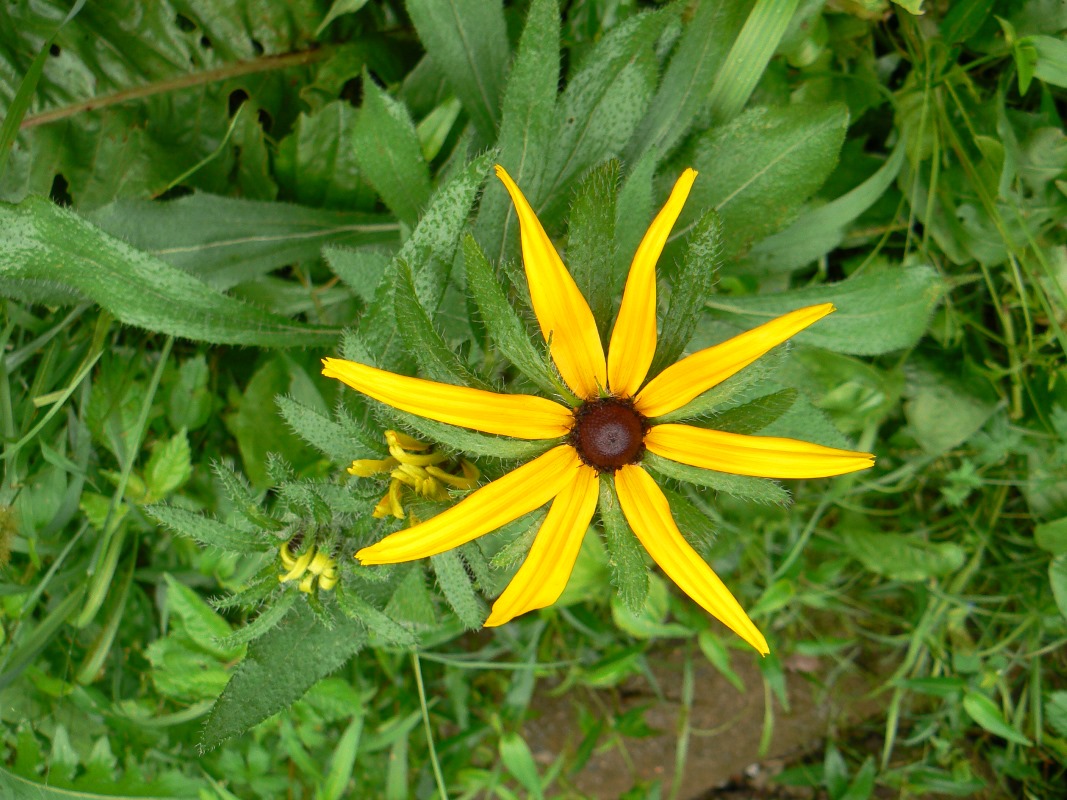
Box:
[570,397,649,472]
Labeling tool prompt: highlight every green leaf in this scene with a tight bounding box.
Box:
[745,139,906,275]
[626,0,750,161]
[385,566,437,627]
[351,75,432,227]
[393,257,492,389]
[216,592,297,650]
[1025,34,1067,89]
[541,10,667,213]
[335,586,417,648]
[940,0,996,43]
[675,103,849,260]
[431,550,486,630]
[1050,556,1067,622]
[903,356,997,457]
[319,716,365,800]
[697,630,745,692]
[199,601,367,752]
[705,0,802,125]
[463,234,560,397]
[475,0,559,262]
[162,575,241,660]
[384,407,556,461]
[405,0,509,143]
[644,451,791,506]
[839,529,965,582]
[498,732,544,800]
[611,573,690,639]
[700,265,944,356]
[1045,691,1067,738]
[614,152,656,280]
[649,209,723,377]
[143,430,192,502]
[0,762,181,800]
[962,691,1033,747]
[315,0,371,36]
[211,459,285,532]
[325,247,391,303]
[1036,517,1067,555]
[598,476,649,614]
[0,196,337,346]
[276,394,384,464]
[167,355,212,431]
[567,160,620,337]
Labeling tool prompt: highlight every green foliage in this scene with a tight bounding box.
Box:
[3,0,1067,797]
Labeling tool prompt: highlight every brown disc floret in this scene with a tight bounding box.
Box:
[569,397,649,472]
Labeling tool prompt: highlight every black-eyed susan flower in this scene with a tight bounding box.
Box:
[322,165,875,655]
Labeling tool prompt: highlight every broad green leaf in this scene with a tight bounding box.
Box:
[199,601,367,752]
[97,194,395,289]
[405,0,508,143]
[626,0,750,161]
[673,103,849,260]
[839,529,965,582]
[903,357,997,457]
[541,10,667,214]
[315,0,371,36]
[475,0,559,262]
[705,0,802,125]
[599,476,649,614]
[351,75,432,227]
[275,101,378,211]
[708,389,798,436]
[167,355,212,431]
[149,504,269,553]
[962,691,1033,747]
[1045,691,1067,738]
[462,234,560,397]
[1026,34,1067,89]
[162,575,241,661]
[393,258,492,390]
[649,209,723,377]
[567,160,620,337]
[499,732,544,800]
[644,452,791,506]
[143,430,192,502]
[1050,555,1067,622]
[0,196,337,346]
[700,265,944,356]
[745,139,906,274]
[1036,517,1067,555]
[431,550,486,630]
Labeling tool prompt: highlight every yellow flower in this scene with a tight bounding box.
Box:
[279,543,339,593]
[323,165,875,655]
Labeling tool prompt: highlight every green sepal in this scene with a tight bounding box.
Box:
[644,452,790,506]
[147,504,273,553]
[598,475,649,615]
[648,209,722,379]
[431,550,487,630]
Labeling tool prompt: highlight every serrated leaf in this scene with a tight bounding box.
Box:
[143,429,191,502]
[276,394,383,465]
[463,234,560,397]
[351,75,432,227]
[475,0,559,262]
[598,476,649,614]
[649,209,722,377]
[148,504,270,553]
[431,550,486,630]
[0,197,337,346]
[200,601,367,752]
[962,691,1033,747]
[644,451,791,506]
[840,529,965,582]
[163,575,241,661]
[405,0,508,143]
[673,103,849,261]
[567,161,620,337]
[216,592,296,650]
[335,586,417,648]
[701,265,944,357]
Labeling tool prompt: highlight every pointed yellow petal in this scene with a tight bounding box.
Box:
[356,445,582,564]
[635,303,835,418]
[494,165,606,399]
[614,465,769,655]
[322,357,572,440]
[607,168,698,398]
[484,465,599,626]
[645,424,876,478]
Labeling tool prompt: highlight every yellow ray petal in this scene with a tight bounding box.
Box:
[356,445,582,564]
[494,165,606,399]
[607,168,698,398]
[614,465,769,655]
[322,357,572,440]
[485,464,599,627]
[645,424,875,478]
[635,303,835,418]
